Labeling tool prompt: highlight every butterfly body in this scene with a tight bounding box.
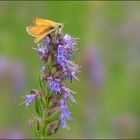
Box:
[26,17,64,43]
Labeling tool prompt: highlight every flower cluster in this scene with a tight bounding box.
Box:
[25,24,79,138]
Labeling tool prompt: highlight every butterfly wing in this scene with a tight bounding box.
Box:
[26,25,51,37]
[34,29,55,43]
[26,17,58,43]
[34,17,57,26]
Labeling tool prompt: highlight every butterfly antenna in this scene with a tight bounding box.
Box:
[62,21,69,25]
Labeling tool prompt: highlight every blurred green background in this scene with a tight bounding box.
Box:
[0,1,140,139]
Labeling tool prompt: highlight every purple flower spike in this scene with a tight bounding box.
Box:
[44,36,50,44]
[56,37,76,69]
[64,34,74,48]
[26,18,80,136]
[61,86,71,100]
[36,43,49,62]
[56,45,66,69]
[59,100,71,128]
[60,118,67,128]
[66,62,79,81]
[48,76,61,94]
[42,65,46,72]
[25,94,36,107]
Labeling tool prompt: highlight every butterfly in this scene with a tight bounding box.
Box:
[26,17,64,43]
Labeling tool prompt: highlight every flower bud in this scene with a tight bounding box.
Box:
[54,70,65,79]
[47,120,60,135]
[28,118,33,128]
[48,94,60,107]
[42,65,46,72]
[47,106,60,116]
[36,118,40,131]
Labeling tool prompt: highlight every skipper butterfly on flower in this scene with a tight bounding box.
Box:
[26,17,64,43]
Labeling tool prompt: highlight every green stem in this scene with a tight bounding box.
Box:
[40,135,44,139]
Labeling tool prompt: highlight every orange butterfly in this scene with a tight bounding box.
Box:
[26,17,64,43]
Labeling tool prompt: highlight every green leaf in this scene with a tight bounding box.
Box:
[38,120,44,137]
[47,109,61,122]
[39,75,45,89]
[47,55,52,68]
[32,118,39,136]
[51,67,56,75]
[46,86,53,98]
[48,103,54,109]
[35,97,42,117]
[42,97,47,107]
[44,125,49,136]
[43,110,47,120]
[70,95,77,104]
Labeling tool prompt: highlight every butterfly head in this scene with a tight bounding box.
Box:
[56,23,64,34]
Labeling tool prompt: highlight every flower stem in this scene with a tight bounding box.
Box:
[40,135,44,139]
